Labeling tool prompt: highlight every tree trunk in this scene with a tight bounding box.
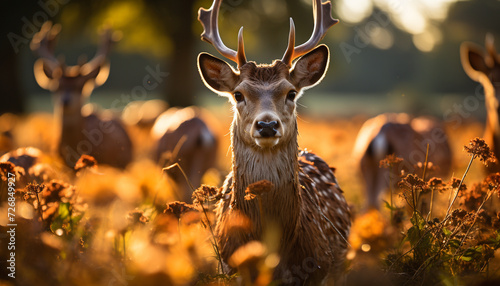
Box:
[0,46,24,114]
[164,0,197,107]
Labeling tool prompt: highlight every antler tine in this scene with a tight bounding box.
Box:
[282,0,338,67]
[81,28,117,76]
[30,21,61,70]
[485,33,498,63]
[282,18,296,67]
[199,0,247,67]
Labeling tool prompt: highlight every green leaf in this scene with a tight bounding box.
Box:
[461,256,472,261]
[448,239,460,249]
[407,225,421,246]
[71,213,83,226]
[58,202,71,220]
[383,200,399,211]
[410,212,425,229]
[50,218,63,233]
[443,227,452,237]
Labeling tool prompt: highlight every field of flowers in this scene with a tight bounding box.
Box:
[1,110,499,285]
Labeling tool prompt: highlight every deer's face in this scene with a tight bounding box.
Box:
[461,36,500,112]
[31,22,114,115]
[198,45,330,149]
[34,59,110,114]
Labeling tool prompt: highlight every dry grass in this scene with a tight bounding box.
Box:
[1,110,499,285]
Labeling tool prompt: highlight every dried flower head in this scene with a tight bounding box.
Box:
[450,208,468,225]
[41,180,74,204]
[74,155,98,172]
[464,138,497,166]
[398,174,427,190]
[245,180,274,197]
[379,154,403,169]
[164,201,198,220]
[244,192,257,201]
[192,185,221,206]
[450,177,467,191]
[492,212,500,229]
[128,209,149,226]
[0,161,15,180]
[460,183,486,211]
[25,182,45,194]
[483,173,500,197]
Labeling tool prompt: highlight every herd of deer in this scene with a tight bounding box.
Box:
[1,0,498,284]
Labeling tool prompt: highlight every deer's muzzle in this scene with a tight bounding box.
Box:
[256,121,278,138]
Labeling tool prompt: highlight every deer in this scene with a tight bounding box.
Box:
[352,113,452,210]
[151,106,218,202]
[196,0,350,284]
[31,22,132,169]
[461,34,500,173]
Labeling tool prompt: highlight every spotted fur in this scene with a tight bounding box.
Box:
[215,149,350,285]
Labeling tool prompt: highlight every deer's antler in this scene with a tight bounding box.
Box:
[198,0,247,67]
[81,28,117,76]
[282,0,338,67]
[485,33,498,66]
[30,21,62,71]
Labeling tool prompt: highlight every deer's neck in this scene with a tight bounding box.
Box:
[230,120,301,241]
[484,85,500,155]
[55,104,85,151]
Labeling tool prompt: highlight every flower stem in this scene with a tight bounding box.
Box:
[446,155,475,216]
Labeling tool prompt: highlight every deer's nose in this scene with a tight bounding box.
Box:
[256,121,278,138]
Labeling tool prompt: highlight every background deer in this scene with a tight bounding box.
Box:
[461,34,500,173]
[151,106,218,202]
[197,0,350,284]
[352,113,452,210]
[31,22,132,169]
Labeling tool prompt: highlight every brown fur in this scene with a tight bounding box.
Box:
[352,113,452,209]
[239,61,291,84]
[151,107,218,202]
[199,46,350,285]
[56,111,132,168]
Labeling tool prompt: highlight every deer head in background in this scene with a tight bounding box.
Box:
[31,22,116,115]
[461,34,500,171]
[31,22,132,168]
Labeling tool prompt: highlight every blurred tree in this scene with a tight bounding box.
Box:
[144,0,198,107]
[58,0,209,107]
[0,1,41,114]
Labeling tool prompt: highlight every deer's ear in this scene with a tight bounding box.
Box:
[290,44,329,90]
[461,42,490,81]
[198,53,239,94]
[34,59,60,91]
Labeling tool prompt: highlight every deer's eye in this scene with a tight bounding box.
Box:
[234,91,245,103]
[286,90,297,102]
